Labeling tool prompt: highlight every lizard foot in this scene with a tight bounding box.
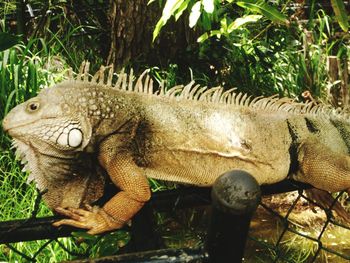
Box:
[305,188,350,222]
[53,205,124,235]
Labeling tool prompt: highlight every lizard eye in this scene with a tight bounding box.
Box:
[26,101,40,112]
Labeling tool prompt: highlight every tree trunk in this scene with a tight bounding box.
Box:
[107,0,197,69]
[16,0,26,37]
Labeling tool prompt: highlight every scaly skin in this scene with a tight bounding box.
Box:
[3,63,350,234]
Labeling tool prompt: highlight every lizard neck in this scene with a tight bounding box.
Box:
[87,91,140,150]
[13,138,105,209]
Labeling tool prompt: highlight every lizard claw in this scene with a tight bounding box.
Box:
[53,206,116,234]
[305,188,350,222]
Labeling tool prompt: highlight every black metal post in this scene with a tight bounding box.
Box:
[0,216,78,244]
[207,170,261,263]
[65,248,208,263]
[0,181,308,244]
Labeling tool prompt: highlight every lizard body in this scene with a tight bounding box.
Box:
[3,62,350,234]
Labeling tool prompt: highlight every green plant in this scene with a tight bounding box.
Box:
[149,0,349,100]
[0,8,106,260]
[0,1,349,262]
[150,0,289,42]
[152,0,348,42]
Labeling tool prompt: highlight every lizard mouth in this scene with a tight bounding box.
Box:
[2,113,36,133]
[3,116,58,135]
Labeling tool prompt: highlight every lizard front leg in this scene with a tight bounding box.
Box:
[293,138,350,220]
[54,152,151,234]
[295,138,350,192]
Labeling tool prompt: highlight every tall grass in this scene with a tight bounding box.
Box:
[0,41,76,261]
[0,28,124,262]
[190,9,347,101]
[0,22,105,262]
[0,43,67,145]
[0,2,349,262]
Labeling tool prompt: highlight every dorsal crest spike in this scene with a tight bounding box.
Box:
[83,61,90,82]
[225,93,232,104]
[69,61,350,123]
[135,70,149,93]
[67,67,73,79]
[193,86,208,101]
[77,61,86,80]
[199,87,221,102]
[264,96,279,110]
[91,67,100,83]
[239,93,248,106]
[250,96,263,106]
[107,64,114,86]
[188,84,201,100]
[166,85,184,98]
[98,65,105,84]
[128,69,134,91]
[159,80,166,95]
[244,95,252,107]
[235,92,243,105]
[304,102,314,113]
[92,65,103,83]
[115,68,124,89]
[220,88,236,104]
[180,81,195,99]
[213,87,224,103]
[121,73,127,91]
[148,79,154,94]
[144,75,150,94]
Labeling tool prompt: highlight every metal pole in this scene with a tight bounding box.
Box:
[207,170,261,263]
[0,180,309,244]
[65,248,208,263]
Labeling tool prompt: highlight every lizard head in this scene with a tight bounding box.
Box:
[2,83,104,209]
[2,86,91,151]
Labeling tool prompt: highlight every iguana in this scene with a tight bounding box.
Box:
[3,61,350,234]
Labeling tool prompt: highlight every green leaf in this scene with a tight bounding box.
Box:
[153,19,165,41]
[331,0,349,32]
[0,33,20,52]
[174,0,190,21]
[228,14,262,33]
[152,0,187,41]
[209,29,222,38]
[197,32,209,42]
[202,0,214,13]
[236,0,287,24]
[162,0,186,21]
[201,11,212,30]
[71,231,97,240]
[189,1,202,28]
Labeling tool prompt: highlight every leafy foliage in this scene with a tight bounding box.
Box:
[0,0,350,262]
[235,0,287,24]
[0,32,20,51]
[152,0,348,42]
[331,0,349,32]
[152,0,288,41]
